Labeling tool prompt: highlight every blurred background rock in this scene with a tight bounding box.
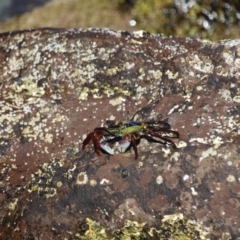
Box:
[0,0,239,40]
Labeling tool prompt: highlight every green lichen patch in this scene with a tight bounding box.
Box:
[152,213,211,240]
[75,215,213,240]
[28,158,64,198]
[113,220,147,240]
[76,218,108,240]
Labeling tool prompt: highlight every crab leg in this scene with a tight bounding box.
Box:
[154,128,180,138]
[82,127,116,156]
[130,134,139,159]
[144,121,171,130]
[82,131,103,155]
[148,130,178,149]
[118,134,139,159]
[92,132,102,155]
[82,129,102,154]
[82,132,94,150]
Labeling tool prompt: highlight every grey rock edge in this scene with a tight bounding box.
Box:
[0,28,239,239]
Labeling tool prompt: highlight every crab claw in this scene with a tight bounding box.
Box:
[118,139,131,153]
[100,141,114,155]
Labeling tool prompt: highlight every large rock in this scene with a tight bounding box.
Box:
[0,28,239,239]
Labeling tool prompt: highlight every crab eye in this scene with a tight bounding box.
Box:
[100,141,114,155]
[118,140,131,153]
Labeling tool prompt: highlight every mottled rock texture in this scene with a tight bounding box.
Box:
[0,28,239,239]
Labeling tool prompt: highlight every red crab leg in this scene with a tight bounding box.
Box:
[92,133,102,155]
[121,134,139,159]
[130,134,139,159]
[148,130,178,149]
[82,132,94,150]
[82,128,114,156]
[89,128,109,155]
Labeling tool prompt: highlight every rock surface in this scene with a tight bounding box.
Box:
[0,28,239,239]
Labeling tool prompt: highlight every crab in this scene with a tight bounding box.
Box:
[82,120,179,159]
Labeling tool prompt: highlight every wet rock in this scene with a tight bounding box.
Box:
[0,28,239,239]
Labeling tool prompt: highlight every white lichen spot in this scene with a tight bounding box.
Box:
[100,178,110,185]
[177,78,182,84]
[20,47,29,55]
[109,96,126,106]
[54,114,65,123]
[212,136,223,149]
[8,56,24,71]
[90,179,97,187]
[23,105,32,114]
[189,137,209,145]
[150,69,162,79]
[139,68,145,74]
[22,127,30,135]
[57,181,62,188]
[8,198,18,210]
[190,54,214,73]
[156,175,163,185]
[107,67,119,76]
[168,105,179,115]
[183,174,189,181]
[138,161,144,168]
[136,85,146,93]
[226,174,235,183]
[132,30,145,38]
[79,87,89,100]
[216,183,221,191]
[170,152,180,162]
[219,89,232,102]
[191,187,198,196]
[45,133,53,143]
[109,115,115,120]
[228,116,238,129]
[177,141,187,148]
[44,147,49,154]
[162,147,171,157]
[233,95,240,103]
[11,164,17,169]
[124,62,135,70]
[76,172,88,185]
[128,209,136,216]
[227,161,232,166]
[222,51,234,65]
[199,147,217,161]
[165,70,178,79]
[130,39,142,45]
[162,213,182,222]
